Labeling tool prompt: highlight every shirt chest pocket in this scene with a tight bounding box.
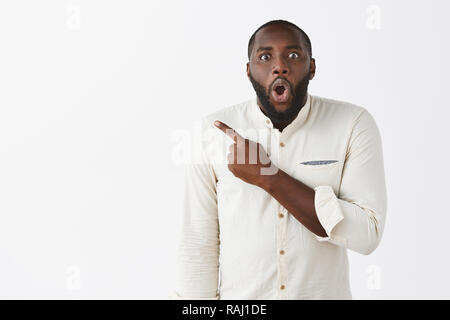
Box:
[291,159,343,194]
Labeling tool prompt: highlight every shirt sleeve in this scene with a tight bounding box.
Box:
[172,117,221,299]
[313,109,388,255]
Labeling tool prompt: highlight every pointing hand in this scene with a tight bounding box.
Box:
[214,120,278,186]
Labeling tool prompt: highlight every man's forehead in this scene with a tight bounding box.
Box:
[254,25,302,47]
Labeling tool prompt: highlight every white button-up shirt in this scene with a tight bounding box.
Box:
[171,93,387,299]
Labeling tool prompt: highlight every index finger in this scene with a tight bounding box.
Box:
[214,120,244,142]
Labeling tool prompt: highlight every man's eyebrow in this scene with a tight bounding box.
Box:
[285,45,303,50]
[256,46,273,52]
[256,45,303,52]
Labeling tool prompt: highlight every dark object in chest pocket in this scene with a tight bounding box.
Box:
[300,160,338,165]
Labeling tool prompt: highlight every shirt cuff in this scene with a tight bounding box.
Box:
[169,290,220,300]
[313,185,346,244]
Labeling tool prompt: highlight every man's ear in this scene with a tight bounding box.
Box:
[309,58,316,80]
[246,62,250,79]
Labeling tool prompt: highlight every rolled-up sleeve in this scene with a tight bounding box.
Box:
[172,117,220,300]
[313,109,387,255]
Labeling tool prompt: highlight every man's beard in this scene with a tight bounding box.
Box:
[248,71,310,123]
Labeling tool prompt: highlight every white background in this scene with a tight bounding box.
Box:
[1,0,449,299]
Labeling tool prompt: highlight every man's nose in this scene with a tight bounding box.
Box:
[272,56,289,75]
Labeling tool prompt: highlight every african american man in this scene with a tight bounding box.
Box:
[172,19,387,300]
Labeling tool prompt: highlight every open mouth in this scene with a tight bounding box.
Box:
[271,78,291,103]
[275,85,286,95]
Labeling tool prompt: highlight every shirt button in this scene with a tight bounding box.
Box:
[280,250,285,255]
[278,213,284,218]
[279,142,285,147]
[280,285,285,290]
[266,119,270,124]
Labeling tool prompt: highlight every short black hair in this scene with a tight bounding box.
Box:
[247,19,312,60]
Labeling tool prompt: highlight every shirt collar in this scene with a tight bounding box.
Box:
[251,93,312,132]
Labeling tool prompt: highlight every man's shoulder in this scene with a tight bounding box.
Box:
[311,94,380,134]
[311,94,367,118]
[204,98,253,120]
[200,98,254,130]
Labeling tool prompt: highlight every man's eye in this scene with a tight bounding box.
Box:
[260,54,270,61]
[288,52,299,59]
